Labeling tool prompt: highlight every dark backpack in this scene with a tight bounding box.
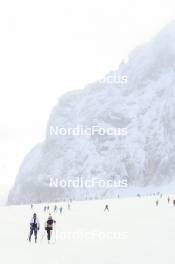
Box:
[46,219,54,229]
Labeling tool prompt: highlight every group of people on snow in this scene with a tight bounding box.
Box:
[29,213,56,244]
[29,194,175,244]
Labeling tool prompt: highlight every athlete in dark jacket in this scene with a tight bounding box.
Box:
[45,214,56,243]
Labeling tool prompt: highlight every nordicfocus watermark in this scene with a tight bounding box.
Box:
[98,74,128,85]
[49,177,128,189]
[57,230,128,241]
[49,126,127,137]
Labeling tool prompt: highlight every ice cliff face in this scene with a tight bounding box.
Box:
[8,22,175,204]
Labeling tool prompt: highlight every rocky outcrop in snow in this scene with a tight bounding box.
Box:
[8,22,175,204]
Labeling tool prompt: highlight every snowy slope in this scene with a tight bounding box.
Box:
[0,190,8,205]
[2,196,175,264]
[8,21,175,204]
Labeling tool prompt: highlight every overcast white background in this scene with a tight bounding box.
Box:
[0,0,174,195]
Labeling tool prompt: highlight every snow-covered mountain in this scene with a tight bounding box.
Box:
[0,189,8,206]
[8,22,175,204]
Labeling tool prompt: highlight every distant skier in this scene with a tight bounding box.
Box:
[28,213,40,243]
[173,200,175,207]
[104,204,109,212]
[68,203,71,210]
[45,214,56,243]
[59,207,63,214]
[54,205,57,213]
[156,200,159,207]
[31,204,33,209]
[168,197,170,204]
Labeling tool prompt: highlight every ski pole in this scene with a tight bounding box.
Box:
[54,223,57,243]
[40,231,46,242]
